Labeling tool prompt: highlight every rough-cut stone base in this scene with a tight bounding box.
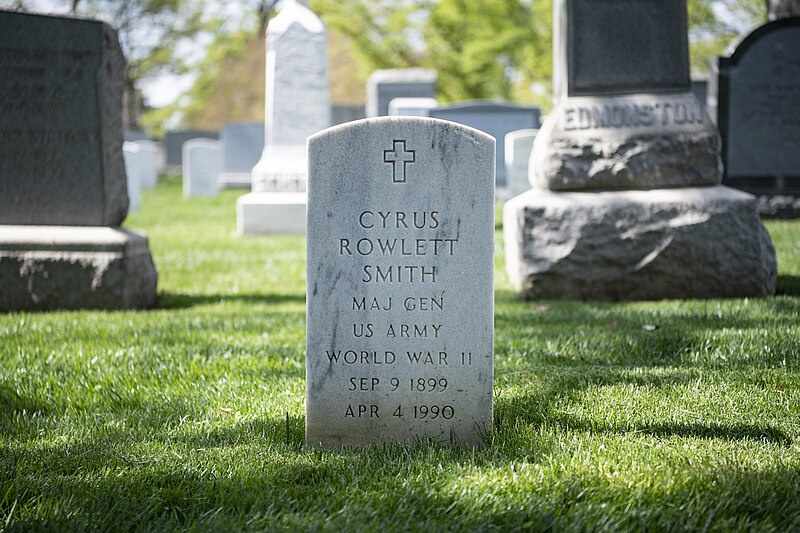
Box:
[0,226,158,311]
[531,93,722,191]
[236,192,306,235]
[503,186,777,301]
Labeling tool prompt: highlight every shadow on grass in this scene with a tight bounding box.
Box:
[158,292,305,309]
[777,275,800,296]
[4,408,799,531]
[495,369,793,446]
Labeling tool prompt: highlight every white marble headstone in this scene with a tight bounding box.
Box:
[134,140,159,190]
[306,117,495,448]
[182,139,220,198]
[504,129,538,197]
[122,142,142,212]
[250,0,329,192]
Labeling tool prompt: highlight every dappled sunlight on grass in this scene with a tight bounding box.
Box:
[1,180,798,529]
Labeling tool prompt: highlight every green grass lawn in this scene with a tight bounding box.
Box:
[1,178,798,531]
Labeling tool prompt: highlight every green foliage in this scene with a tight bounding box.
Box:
[687,0,766,74]
[311,0,430,78]
[0,179,798,530]
[424,0,541,102]
[70,0,207,83]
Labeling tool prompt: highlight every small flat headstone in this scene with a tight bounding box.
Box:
[182,139,220,197]
[122,142,142,212]
[504,129,538,197]
[164,130,218,170]
[0,10,128,226]
[306,117,495,447]
[219,122,263,187]
[367,69,437,118]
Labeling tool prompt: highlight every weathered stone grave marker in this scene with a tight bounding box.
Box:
[504,0,776,300]
[237,0,330,234]
[505,129,538,198]
[306,117,494,447]
[0,10,157,311]
[183,138,221,197]
[714,13,800,195]
[367,69,437,118]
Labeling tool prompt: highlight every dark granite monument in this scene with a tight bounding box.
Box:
[503,0,776,301]
[0,11,128,226]
[0,10,157,311]
[715,15,800,195]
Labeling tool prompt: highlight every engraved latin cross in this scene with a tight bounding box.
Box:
[383,140,416,183]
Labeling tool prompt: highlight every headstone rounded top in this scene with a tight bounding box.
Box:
[308,116,494,148]
[723,15,800,62]
[268,0,324,34]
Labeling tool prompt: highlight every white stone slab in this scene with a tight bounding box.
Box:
[183,139,220,198]
[505,129,538,197]
[306,117,495,448]
[122,142,142,212]
[134,140,159,189]
[236,192,306,235]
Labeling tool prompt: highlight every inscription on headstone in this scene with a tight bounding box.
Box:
[0,10,127,226]
[306,117,494,447]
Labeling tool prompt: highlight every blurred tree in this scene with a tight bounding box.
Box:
[311,0,430,78]
[67,0,208,129]
[424,0,549,103]
[687,0,766,74]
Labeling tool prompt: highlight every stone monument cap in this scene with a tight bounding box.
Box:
[268,0,324,33]
[554,0,691,98]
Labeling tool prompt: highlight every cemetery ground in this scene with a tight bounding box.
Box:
[1,178,799,531]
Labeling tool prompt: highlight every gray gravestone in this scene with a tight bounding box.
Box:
[332,104,366,125]
[536,0,717,190]
[388,97,438,117]
[0,10,128,226]
[122,142,142,212]
[430,101,540,188]
[553,0,690,100]
[219,122,263,187]
[504,0,776,301]
[367,69,437,118]
[239,0,330,235]
[183,138,220,197]
[136,140,159,189]
[505,129,538,197]
[716,16,800,195]
[0,10,157,311]
[164,129,218,170]
[307,117,495,448]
